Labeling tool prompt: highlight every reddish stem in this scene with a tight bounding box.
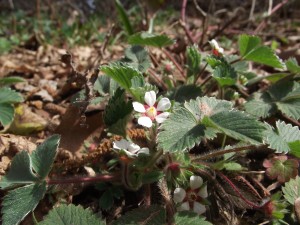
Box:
[148,68,168,90]
[180,0,196,44]
[162,49,185,79]
[47,173,120,185]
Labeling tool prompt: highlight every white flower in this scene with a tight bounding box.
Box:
[173,175,208,215]
[132,91,171,128]
[113,139,149,157]
[209,39,224,56]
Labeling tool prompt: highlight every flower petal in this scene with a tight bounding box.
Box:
[198,185,208,198]
[157,98,171,111]
[193,202,206,215]
[132,102,146,113]
[190,176,203,190]
[113,139,130,150]
[209,39,218,49]
[144,91,156,107]
[123,149,137,157]
[173,188,186,203]
[178,202,190,211]
[155,112,169,123]
[127,143,141,153]
[138,116,153,128]
[137,147,150,155]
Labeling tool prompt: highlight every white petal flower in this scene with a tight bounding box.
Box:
[198,185,208,198]
[144,91,156,107]
[178,202,190,211]
[132,102,146,113]
[193,202,206,215]
[113,139,130,150]
[138,116,153,128]
[190,175,203,190]
[155,112,170,123]
[174,188,186,203]
[157,98,171,111]
[113,139,149,157]
[209,39,224,55]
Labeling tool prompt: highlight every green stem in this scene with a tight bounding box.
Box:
[144,149,164,170]
[221,134,227,148]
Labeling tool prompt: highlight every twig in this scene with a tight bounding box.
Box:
[193,0,207,17]
[180,0,196,44]
[195,63,208,84]
[148,68,168,90]
[199,74,212,87]
[249,0,256,21]
[281,113,300,127]
[162,49,185,79]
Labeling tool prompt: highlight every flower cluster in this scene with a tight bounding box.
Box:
[209,39,224,57]
[173,175,208,215]
[133,91,171,128]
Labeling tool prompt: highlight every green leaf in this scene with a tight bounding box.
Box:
[39,204,104,225]
[0,103,14,126]
[168,85,202,103]
[128,32,174,48]
[31,134,60,179]
[186,45,202,81]
[282,176,300,205]
[103,88,133,136]
[0,87,23,104]
[174,211,212,225]
[0,76,25,87]
[122,45,151,73]
[223,162,243,171]
[94,75,111,96]
[2,182,47,225]
[158,107,211,152]
[100,63,143,92]
[238,34,284,68]
[130,82,158,103]
[203,110,265,144]
[112,205,165,225]
[238,34,261,57]
[99,190,114,210]
[264,120,300,154]
[289,140,300,158]
[285,57,300,73]
[212,63,237,86]
[115,0,134,35]
[244,92,276,118]
[0,151,38,189]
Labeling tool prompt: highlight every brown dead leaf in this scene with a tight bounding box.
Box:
[0,134,37,156]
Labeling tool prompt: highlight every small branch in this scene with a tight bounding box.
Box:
[195,63,208,84]
[193,0,207,17]
[47,173,119,185]
[162,49,185,79]
[148,68,168,90]
[180,0,196,44]
[199,74,212,87]
[193,144,267,161]
[281,113,300,127]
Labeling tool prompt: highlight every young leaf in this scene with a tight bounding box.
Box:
[186,45,202,81]
[100,63,143,92]
[174,211,212,225]
[158,107,216,152]
[115,0,134,35]
[212,63,237,87]
[31,134,60,179]
[285,57,300,73]
[238,34,284,68]
[289,140,300,158]
[0,103,14,126]
[203,110,265,144]
[103,88,133,136]
[2,182,47,225]
[0,151,38,189]
[39,204,105,225]
[112,205,165,225]
[282,176,300,205]
[128,32,174,48]
[264,120,300,154]
[122,45,151,73]
[94,75,112,96]
[0,76,25,87]
[130,80,157,103]
[0,87,23,104]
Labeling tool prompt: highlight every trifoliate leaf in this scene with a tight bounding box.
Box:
[39,204,104,225]
[103,88,132,136]
[122,45,151,73]
[168,85,202,103]
[0,151,38,189]
[2,182,46,225]
[31,134,60,179]
[186,45,202,81]
[282,176,300,205]
[203,110,265,144]
[115,0,134,35]
[100,63,143,92]
[0,87,23,104]
[285,57,300,73]
[0,103,14,126]
[174,211,212,225]
[128,32,174,48]
[264,120,300,154]
[244,92,276,118]
[158,107,215,152]
[238,34,261,57]
[0,76,25,87]
[112,205,165,225]
[238,34,284,68]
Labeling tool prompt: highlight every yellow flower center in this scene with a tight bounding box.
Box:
[146,106,157,119]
